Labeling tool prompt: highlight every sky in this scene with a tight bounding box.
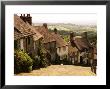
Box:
[18,13,97,25]
[30,13,97,25]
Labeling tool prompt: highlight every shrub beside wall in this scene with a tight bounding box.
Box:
[14,50,33,74]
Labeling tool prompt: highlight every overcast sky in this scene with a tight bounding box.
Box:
[18,13,97,25]
[30,13,97,25]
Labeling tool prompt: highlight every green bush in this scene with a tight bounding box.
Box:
[14,50,33,74]
[32,56,40,69]
[40,58,48,68]
[37,42,49,68]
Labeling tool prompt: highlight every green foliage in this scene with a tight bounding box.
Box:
[63,35,69,42]
[14,50,33,74]
[37,41,49,68]
[39,48,48,68]
[32,56,40,69]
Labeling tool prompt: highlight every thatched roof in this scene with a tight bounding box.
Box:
[73,36,92,51]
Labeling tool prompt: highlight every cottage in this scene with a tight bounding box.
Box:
[68,44,78,64]
[14,14,43,58]
[70,32,95,65]
[26,22,44,58]
[51,28,68,64]
[14,14,35,54]
[34,24,57,64]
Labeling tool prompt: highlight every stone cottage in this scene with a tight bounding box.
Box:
[14,14,35,53]
[68,43,78,65]
[51,28,68,64]
[14,14,43,58]
[34,24,57,64]
[70,32,95,65]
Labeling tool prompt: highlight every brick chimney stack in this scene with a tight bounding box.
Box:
[54,28,57,34]
[70,32,75,46]
[26,14,32,25]
[23,14,25,17]
[20,14,32,25]
[70,32,75,43]
[43,23,47,28]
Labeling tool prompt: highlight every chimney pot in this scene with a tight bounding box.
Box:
[29,14,30,17]
[27,14,30,17]
[23,14,25,17]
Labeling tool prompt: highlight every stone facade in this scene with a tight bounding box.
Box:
[44,41,57,64]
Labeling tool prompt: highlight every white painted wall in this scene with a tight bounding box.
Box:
[57,46,68,57]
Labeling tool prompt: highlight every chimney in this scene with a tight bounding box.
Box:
[20,14,32,25]
[70,32,75,46]
[82,32,87,38]
[54,28,57,34]
[27,14,30,17]
[70,32,75,42]
[23,14,25,17]
[43,23,47,28]
[20,14,23,19]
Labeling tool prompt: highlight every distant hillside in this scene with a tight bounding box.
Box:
[48,23,97,43]
[48,23,96,33]
[33,23,97,43]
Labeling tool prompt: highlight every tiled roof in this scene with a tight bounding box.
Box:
[14,14,35,37]
[34,26,55,43]
[35,25,67,48]
[14,29,24,40]
[51,33,68,48]
[26,22,43,41]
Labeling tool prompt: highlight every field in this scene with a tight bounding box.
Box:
[48,23,97,43]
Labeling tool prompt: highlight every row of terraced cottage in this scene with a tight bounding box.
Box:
[14,14,97,67]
